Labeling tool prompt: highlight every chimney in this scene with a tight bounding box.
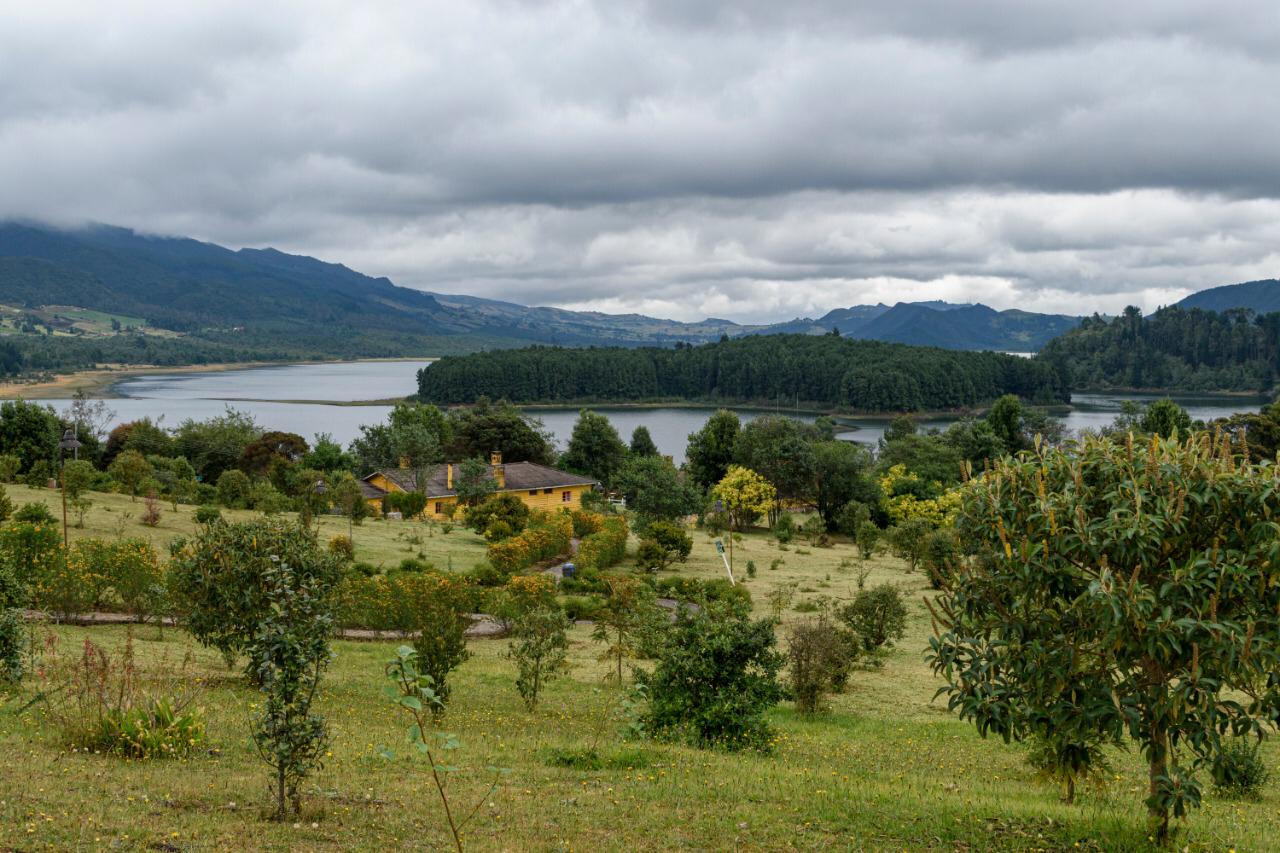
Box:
[446,463,453,490]
[397,455,409,469]
[491,451,505,490]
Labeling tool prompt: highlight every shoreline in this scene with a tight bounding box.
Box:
[0,357,436,400]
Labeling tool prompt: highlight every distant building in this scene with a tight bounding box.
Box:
[361,451,598,519]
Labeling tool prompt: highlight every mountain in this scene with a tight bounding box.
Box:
[1174,279,1280,315]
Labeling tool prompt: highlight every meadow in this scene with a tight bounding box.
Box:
[1,486,1278,850]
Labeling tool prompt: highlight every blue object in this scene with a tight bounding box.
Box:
[561,562,576,578]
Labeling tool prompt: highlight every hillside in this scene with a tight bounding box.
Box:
[1174,278,1280,315]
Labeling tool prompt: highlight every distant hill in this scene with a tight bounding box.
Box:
[1174,279,1280,315]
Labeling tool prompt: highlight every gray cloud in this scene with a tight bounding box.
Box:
[1,1,1278,322]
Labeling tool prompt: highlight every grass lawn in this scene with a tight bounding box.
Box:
[2,492,1279,849]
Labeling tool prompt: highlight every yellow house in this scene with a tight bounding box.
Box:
[361,452,599,520]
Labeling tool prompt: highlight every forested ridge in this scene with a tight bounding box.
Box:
[1039,305,1280,391]
[416,334,1070,412]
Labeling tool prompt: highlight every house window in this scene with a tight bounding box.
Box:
[529,489,538,496]
[562,491,571,503]
[543,488,553,494]
[435,502,442,514]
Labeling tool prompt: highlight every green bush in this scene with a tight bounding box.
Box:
[95,699,207,760]
[576,515,629,571]
[465,493,531,537]
[14,502,55,524]
[168,518,344,672]
[920,529,959,589]
[560,594,602,621]
[855,520,880,560]
[788,615,858,714]
[772,514,795,545]
[652,576,752,609]
[634,520,691,572]
[193,504,222,526]
[0,520,63,614]
[0,608,23,683]
[837,584,908,657]
[509,606,571,711]
[411,587,471,708]
[1213,738,1270,799]
[215,468,252,508]
[0,485,13,524]
[0,454,20,483]
[334,570,478,634]
[73,538,167,621]
[639,603,785,751]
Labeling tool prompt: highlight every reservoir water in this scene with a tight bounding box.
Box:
[31,361,1268,461]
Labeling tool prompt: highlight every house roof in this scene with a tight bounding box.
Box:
[358,480,387,500]
[366,461,597,499]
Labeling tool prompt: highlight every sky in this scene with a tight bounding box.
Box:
[3,0,1279,324]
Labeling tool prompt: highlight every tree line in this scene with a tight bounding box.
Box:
[417,333,1070,412]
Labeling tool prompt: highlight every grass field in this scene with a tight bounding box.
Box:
[2,487,1279,850]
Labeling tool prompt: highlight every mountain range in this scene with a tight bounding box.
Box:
[0,221,1275,364]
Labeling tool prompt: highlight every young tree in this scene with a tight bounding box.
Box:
[788,614,857,714]
[508,606,570,711]
[249,558,333,820]
[67,389,115,443]
[0,400,60,475]
[216,468,252,508]
[887,518,931,572]
[560,410,628,486]
[685,410,740,491]
[811,441,877,530]
[634,520,693,571]
[612,454,700,526]
[1140,399,1193,439]
[329,472,370,538]
[453,457,497,506]
[985,394,1026,453]
[108,449,153,501]
[60,459,96,527]
[629,425,659,457]
[929,432,1280,841]
[710,465,776,531]
[591,576,664,683]
[733,415,818,524]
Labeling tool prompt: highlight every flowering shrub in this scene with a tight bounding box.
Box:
[878,464,961,527]
[576,515,629,571]
[570,509,605,538]
[485,512,572,575]
[334,569,479,633]
[70,538,167,622]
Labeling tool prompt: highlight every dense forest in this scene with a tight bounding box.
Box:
[416,334,1070,412]
[1039,305,1280,391]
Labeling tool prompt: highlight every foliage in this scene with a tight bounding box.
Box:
[629,425,659,456]
[108,450,153,500]
[591,575,665,683]
[878,465,961,527]
[140,493,162,527]
[418,336,1068,412]
[1026,730,1115,805]
[444,398,555,466]
[710,465,776,531]
[920,528,960,589]
[576,515,630,571]
[612,454,700,527]
[485,512,573,575]
[238,430,308,479]
[685,409,741,491]
[855,520,880,560]
[60,459,96,502]
[194,504,222,526]
[215,468,252,508]
[464,492,531,539]
[788,614,858,714]
[329,472,370,531]
[384,490,428,519]
[639,603,786,751]
[1212,738,1269,799]
[14,501,56,524]
[0,400,60,475]
[1139,398,1193,439]
[453,456,498,506]
[508,606,571,711]
[168,518,343,672]
[328,534,354,561]
[74,538,167,622]
[0,454,21,483]
[0,519,62,611]
[381,645,501,853]
[773,514,795,546]
[886,519,931,572]
[248,558,333,820]
[835,499,870,538]
[733,416,818,522]
[0,608,22,683]
[173,408,261,483]
[929,430,1280,841]
[560,409,628,485]
[333,568,479,634]
[837,584,908,657]
[411,588,472,710]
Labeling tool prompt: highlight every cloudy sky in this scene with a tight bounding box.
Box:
[3,1,1279,323]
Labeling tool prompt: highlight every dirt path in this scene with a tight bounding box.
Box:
[21,610,507,639]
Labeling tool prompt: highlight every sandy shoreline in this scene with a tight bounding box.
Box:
[0,357,435,400]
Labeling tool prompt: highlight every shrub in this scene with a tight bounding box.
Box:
[0,485,11,524]
[509,606,571,711]
[21,459,52,490]
[652,576,752,610]
[920,529,959,589]
[576,515,629,571]
[215,468,252,508]
[140,493,162,527]
[1213,738,1270,799]
[772,513,795,544]
[410,588,472,709]
[570,509,605,538]
[38,543,107,620]
[639,603,785,750]
[249,558,333,820]
[591,576,665,682]
[193,504,222,526]
[0,454,20,483]
[248,481,291,514]
[855,520,880,560]
[560,594,602,621]
[334,570,477,634]
[0,608,22,683]
[168,518,344,673]
[788,615,858,714]
[887,518,931,572]
[486,512,573,575]
[14,502,56,524]
[328,534,355,561]
[466,493,531,537]
[835,500,871,538]
[800,515,827,546]
[0,520,63,613]
[635,520,691,572]
[74,538,166,621]
[383,490,428,519]
[837,584,908,657]
[1026,731,1115,805]
[746,560,757,578]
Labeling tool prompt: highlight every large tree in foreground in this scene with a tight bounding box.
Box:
[929,431,1280,842]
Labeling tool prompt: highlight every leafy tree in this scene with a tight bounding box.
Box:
[103,417,172,466]
[446,398,554,465]
[301,432,355,473]
[108,449,153,501]
[249,558,333,820]
[560,410,628,485]
[1140,399,1193,439]
[733,415,817,523]
[411,594,471,709]
[986,394,1026,452]
[629,425,659,456]
[878,432,964,487]
[837,584,908,656]
[635,520,693,571]
[215,468,252,508]
[887,518,931,572]
[329,472,370,538]
[508,606,570,711]
[168,518,344,676]
[238,431,308,479]
[59,459,96,501]
[685,409,740,491]
[453,457,497,506]
[173,408,261,482]
[591,576,664,683]
[811,441,877,530]
[612,454,700,527]
[0,400,60,475]
[855,520,880,560]
[639,602,786,750]
[941,418,1007,469]
[710,466,776,531]
[929,432,1280,841]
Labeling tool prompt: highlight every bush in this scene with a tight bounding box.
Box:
[486,512,574,575]
[328,534,355,561]
[0,520,63,614]
[194,504,222,526]
[168,518,344,673]
[1213,738,1270,799]
[215,468,252,508]
[1026,731,1114,804]
[560,594,602,621]
[466,493,531,537]
[887,518,931,571]
[837,584,909,658]
[22,459,53,490]
[836,501,871,538]
[0,608,22,683]
[0,454,20,483]
[772,514,795,545]
[411,590,471,709]
[141,493,162,527]
[576,515,629,572]
[570,509,606,538]
[383,490,428,519]
[0,485,11,524]
[509,606,571,711]
[920,529,959,589]
[788,615,858,714]
[652,576,752,610]
[73,538,166,621]
[855,520,880,560]
[639,603,785,750]
[635,520,692,572]
[14,502,56,524]
[334,570,478,634]
[800,515,827,546]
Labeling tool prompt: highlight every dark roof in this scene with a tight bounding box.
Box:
[358,480,387,500]
[366,461,597,499]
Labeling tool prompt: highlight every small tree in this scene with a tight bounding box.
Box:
[411,594,471,711]
[634,520,692,572]
[329,473,370,539]
[929,431,1280,841]
[453,457,497,507]
[508,606,570,711]
[108,450,153,501]
[638,602,785,750]
[837,584,908,657]
[788,614,858,714]
[710,465,776,531]
[591,576,664,683]
[887,518,931,572]
[61,459,96,528]
[249,558,333,820]
[216,468,252,508]
[629,425,659,457]
[855,520,880,560]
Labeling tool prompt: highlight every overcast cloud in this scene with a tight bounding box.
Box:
[2,0,1278,322]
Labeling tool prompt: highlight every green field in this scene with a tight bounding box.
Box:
[2,487,1278,850]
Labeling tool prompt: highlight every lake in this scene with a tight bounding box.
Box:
[32,361,1269,460]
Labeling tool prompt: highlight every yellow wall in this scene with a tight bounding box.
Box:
[367,476,593,521]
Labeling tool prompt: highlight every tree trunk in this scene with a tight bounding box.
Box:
[276,763,287,821]
[1147,726,1169,842]
[1064,775,1075,805]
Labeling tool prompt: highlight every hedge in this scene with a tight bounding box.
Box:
[576,515,629,572]
[334,569,479,633]
[486,512,574,575]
